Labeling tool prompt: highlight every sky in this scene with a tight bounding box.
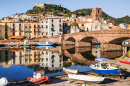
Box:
[0,0,130,19]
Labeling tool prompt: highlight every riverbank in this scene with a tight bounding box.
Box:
[6,58,130,86]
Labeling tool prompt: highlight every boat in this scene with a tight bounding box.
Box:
[36,45,56,48]
[115,56,128,60]
[95,58,106,62]
[91,43,100,45]
[63,67,78,74]
[90,62,121,75]
[63,68,104,83]
[27,72,50,84]
[0,77,8,86]
[24,39,31,49]
[68,74,104,83]
[36,42,56,46]
[119,58,130,64]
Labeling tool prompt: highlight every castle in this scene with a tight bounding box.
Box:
[36,3,61,8]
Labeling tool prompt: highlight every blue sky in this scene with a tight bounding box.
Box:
[0,0,130,19]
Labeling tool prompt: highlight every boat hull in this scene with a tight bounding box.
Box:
[28,76,50,84]
[36,43,56,46]
[0,77,8,86]
[68,74,104,83]
[24,44,31,49]
[119,60,130,64]
[91,68,120,75]
[63,67,78,74]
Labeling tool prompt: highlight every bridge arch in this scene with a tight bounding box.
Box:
[108,37,130,44]
[80,36,100,43]
[66,37,76,42]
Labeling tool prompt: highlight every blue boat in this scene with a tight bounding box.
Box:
[91,43,100,45]
[36,45,56,48]
[90,62,121,75]
[36,42,56,46]
[95,58,106,62]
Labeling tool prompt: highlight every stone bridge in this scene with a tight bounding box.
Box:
[48,29,130,51]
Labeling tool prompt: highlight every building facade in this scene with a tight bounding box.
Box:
[40,17,63,37]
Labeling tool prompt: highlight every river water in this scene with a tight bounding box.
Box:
[0,45,129,81]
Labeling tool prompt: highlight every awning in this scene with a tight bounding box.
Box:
[17,36,24,39]
[10,36,24,39]
[10,36,16,39]
[10,49,24,52]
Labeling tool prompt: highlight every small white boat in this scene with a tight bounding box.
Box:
[0,77,8,86]
[63,67,78,74]
[68,74,104,83]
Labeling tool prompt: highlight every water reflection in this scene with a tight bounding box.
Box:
[0,46,129,81]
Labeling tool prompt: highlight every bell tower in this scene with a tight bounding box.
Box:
[92,8,102,23]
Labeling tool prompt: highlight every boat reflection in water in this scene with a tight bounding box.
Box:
[0,46,129,81]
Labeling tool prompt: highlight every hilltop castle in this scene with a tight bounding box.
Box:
[36,3,61,8]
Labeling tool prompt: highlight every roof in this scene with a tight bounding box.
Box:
[110,26,125,30]
[71,21,78,26]
[64,21,90,24]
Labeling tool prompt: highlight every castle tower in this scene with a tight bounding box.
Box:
[36,2,38,6]
[92,8,102,23]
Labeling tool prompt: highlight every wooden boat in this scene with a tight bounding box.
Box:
[27,73,50,84]
[36,42,56,46]
[90,62,121,75]
[63,67,78,74]
[68,74,104,83]
[0,77,8,86]
[63,68,104,83]
[119,60,130,64]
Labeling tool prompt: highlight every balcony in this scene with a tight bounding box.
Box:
[29,26,31,29]
[51,28,54,31]
[24,26,27,29]
[12,30,17,32]
[59,29,62,32]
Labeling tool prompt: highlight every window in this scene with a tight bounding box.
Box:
[34,25,36,28]
[52,33,53,36]
[98,10,100,13]
[46,58,48,61]
[46,25,48,28]
[13,23,15,27]
[52,19,53,22]
[98,18,99,20]
[59,20,61,22]
[41,25,43,28]
[82,24,84,26]
[95,26,97,29]
[19,24,21,27]
[59,24,61,27]
[52,24,54,27]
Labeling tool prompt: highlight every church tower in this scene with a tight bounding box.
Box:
[92,8,102,23]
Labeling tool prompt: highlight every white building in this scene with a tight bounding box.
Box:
[40,50,63,70]
[40,17,63,37]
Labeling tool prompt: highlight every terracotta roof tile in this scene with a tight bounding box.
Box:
[64,21,90,24]
[110,26,125,30]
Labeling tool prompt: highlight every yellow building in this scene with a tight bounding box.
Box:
[0,17,14,39]
[128,24,130,30]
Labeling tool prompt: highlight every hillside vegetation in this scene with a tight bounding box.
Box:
[26,5,71,15]
[26,6,130,25]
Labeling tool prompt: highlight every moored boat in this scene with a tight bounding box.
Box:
[63,67,78,74]
[63,68,104,83]
[68,74,104,83]
[27,72,50,84]
[36,42,56,46]
[90,62,121,75]
[119,60,130,64]
[0,77,8,86]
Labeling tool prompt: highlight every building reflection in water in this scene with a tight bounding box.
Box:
[0,46,129,72]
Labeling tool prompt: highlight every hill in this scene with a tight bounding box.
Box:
[72,8,130,25]
[72,8,115,21]
[26,5,71,15]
